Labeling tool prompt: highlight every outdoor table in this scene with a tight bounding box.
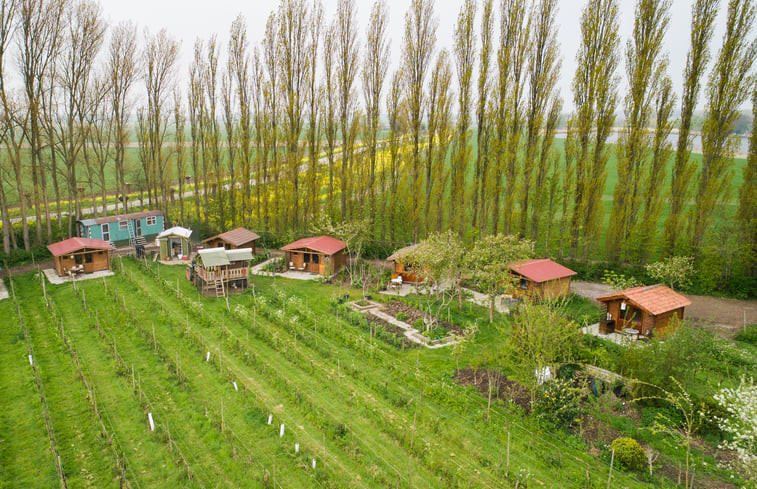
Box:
[622,327,639,340]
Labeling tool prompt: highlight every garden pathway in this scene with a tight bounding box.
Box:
[42,268,114,285]
[368,308,458,349]
[251,258,319,281]
[0,278,8,300]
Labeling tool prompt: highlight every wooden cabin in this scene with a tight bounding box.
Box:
[202,227,260,253]
[77,210,164,248]
[157,226,192,261]
[192,247,253,297]
[509,259,577,300]
[47,237,114,276]
[386,244,423,283]
[596,284,692,338]
[281,236,346,276]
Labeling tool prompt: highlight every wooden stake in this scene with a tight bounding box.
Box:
[607,448,614,489]
[152,323,156,351]
[506,431,510,476]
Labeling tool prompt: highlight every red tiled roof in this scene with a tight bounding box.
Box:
[596,284,692,316]
[91,210,162,225]
[47,237,114,257]
[281,235,346,255]
[509,259,577,283]
[203,227,260,247]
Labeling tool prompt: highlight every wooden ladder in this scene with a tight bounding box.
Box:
[214,279,225,298]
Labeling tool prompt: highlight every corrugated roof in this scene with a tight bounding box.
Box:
[226,248,254,262]
[509,259,577,283]
[198,248,230,267]
[77,210,163,226]
[387,244,419,262]
[157,226,192,240]
[596,284,692,316]
[281,235,345,255]
[203,227,260,247]
[47,237,114,257]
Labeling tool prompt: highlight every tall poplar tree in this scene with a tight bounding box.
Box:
[451,0,475,236]
[663,0,719,254]
[607,0,671,262]
[690,0,757,250]
[402,0,437,239]
[568,0,620,257]
[335,0,358,221]
[738,89,757,277]
[362,0,389,229]
[306,1,322,221]
[521,0,560,238]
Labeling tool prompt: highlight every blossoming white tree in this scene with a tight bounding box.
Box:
[714,376,757,481]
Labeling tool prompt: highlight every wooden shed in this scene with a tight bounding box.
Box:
[202,227,260,253]
[157,226,192,261]
[47,237,114,277]
[386,244,423,283]
[281,235,346,276]
[192,247,253,297]
[509,259,577,300]
[596,284,692,338]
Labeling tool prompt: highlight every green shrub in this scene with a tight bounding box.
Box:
[610,437,645,472]
[532,379,582,430]
[413,318,424,329]
[734,324,757,346]
[396,312,408,322]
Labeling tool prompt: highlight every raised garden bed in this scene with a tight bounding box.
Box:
[381,301,463,335]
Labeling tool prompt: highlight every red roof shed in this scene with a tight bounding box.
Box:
[509,259,577,300]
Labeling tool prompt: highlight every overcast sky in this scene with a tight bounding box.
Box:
[96,0,745,113]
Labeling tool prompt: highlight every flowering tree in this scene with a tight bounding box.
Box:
[467,234,533,322]
[714,376,757,481]
[645,255,695,291]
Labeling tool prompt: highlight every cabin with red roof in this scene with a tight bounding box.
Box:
[509,259,577,300]
[281,235,346,276]
[596,284,692,338]
[386,244,423,283]
[202,227,260,253]
[47,237,114,277]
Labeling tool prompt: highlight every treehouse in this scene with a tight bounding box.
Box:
[596,284,691,338]
[76,210,164,248]
[156,226,192,261]
[47,237,114,277]
[386,244,423,284]
[281,235,346,276]
[202,227,260,253]
[192,247,253,297]
[508,259,577,300]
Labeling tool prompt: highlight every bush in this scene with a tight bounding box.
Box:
[734,324,757,346]
[396,312,408,322]
[532,378,582,430]
[413,318,424,330]
[610,437,645,472]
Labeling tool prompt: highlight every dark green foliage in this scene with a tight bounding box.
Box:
[610,437,646,472]
[532,379,582,430]
[734,324,757,345]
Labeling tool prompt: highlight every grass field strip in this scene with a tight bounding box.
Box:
[8,275,69,488]
[66,282,298,488]
[38,280,138,489]
[128,259,550,489]
[120,261,413,488]
[126,258,648,488]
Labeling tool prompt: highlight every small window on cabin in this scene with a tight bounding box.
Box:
[146,216,157,226]
[118,221,128,231]
[404,263,412,272]
[84,254,93,263]
[304,253,310,263]
[74,254,83,265]
[519,278,528,290]
[102,223,110,241]
[312,254,319,264]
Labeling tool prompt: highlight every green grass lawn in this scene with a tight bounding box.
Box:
[0,260,749,488]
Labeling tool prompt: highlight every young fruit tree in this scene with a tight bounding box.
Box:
[467,234,533,322]
[645,256,695,291]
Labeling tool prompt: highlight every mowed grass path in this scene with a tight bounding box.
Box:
[2,260,658,488]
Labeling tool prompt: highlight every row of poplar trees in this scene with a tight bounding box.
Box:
[0,0,755,283]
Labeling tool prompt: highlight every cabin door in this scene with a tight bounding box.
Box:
[135,219,142,237]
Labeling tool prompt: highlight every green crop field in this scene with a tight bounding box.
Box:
[0,258,684,489]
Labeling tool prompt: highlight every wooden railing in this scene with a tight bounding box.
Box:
[197,267,248,282]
